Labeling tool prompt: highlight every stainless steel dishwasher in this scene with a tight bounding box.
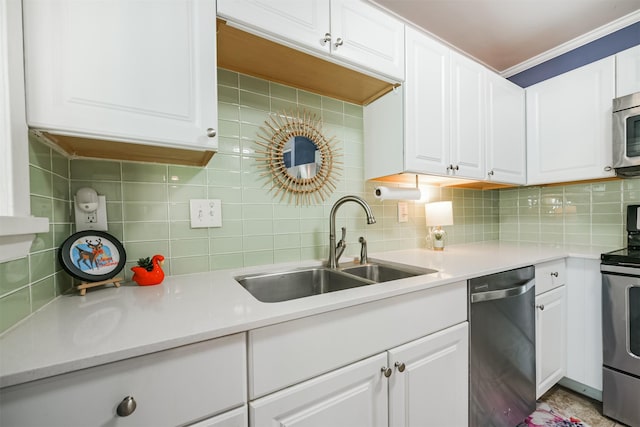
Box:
[469,266,536,427]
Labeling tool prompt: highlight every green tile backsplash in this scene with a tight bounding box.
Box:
[3,68,633,334]
[498,181,638,246]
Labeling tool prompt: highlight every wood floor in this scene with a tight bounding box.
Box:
[539,385,628,427]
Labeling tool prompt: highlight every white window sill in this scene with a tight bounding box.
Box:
[0,216,49,263]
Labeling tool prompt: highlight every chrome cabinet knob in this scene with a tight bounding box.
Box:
[536,304,545,311]
[488,170,494,176]
[334,37,343,48]
[551,271,558,278]
[207,128,216,138]
[321,33,331,45]
[447,164,454,171]
[116,396,137,417]
[395,362,406,373]
[604,165,613,172]
[381,366,392,378]
[454,165,459,171]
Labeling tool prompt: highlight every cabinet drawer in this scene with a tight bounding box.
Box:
[248,281,467,399]
[535,259,566,295]
[0,333,246,427]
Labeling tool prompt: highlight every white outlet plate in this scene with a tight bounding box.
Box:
[190,199,222,228]
[397,202,409,223]
[74,195,108,231]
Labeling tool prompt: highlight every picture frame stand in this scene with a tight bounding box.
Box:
[76,277,123,296]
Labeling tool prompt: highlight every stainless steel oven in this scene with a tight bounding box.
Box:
[601,204,640,426]
[612,91,640,177]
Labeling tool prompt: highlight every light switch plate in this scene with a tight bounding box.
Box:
[74,195,108,231]
[190,199,222,228]
[397,202,409,223]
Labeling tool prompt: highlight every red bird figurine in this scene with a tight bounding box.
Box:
[131,254,165,286]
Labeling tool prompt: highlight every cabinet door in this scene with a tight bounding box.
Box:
[190,405,248,427]
[450,52,485,179]
[536,286,566,398]
[404,26,451,175]
[330,0,405,80]
[23,0,218,150]
[0,334,246,427]
[486,72,526,184]
[388,322,469,427]
[250,353,388,427]
[216,0,330,55]
[616,44,640,97]
[565,258,603,391]
[526,57,615,185]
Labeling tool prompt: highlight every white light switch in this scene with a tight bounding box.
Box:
[397,202,409,223]
[190,199,222,228]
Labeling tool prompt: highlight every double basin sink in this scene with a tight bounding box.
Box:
[235,260,437,303]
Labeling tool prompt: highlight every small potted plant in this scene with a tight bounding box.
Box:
[131,254,165,286]
[432,228,446,251]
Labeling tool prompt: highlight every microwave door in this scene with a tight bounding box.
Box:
[613,105,640,168]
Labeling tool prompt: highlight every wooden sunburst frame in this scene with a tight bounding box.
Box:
[255,110,342,205]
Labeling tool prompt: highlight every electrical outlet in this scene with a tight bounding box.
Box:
[190,199,222,228]
[74,195,108,231]
[397,202,409,223]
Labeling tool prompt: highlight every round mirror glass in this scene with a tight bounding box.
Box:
[283,136,321,179]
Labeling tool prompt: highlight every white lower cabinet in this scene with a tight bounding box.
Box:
[0,333,247,427]
[250,322,469,427]
[535,285,567,398]
[190,405,248,427]
[388,322,469,427]
[564,258,603,394]
[250,353,389,427]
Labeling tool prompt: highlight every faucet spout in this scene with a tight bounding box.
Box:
[328,195,376,268]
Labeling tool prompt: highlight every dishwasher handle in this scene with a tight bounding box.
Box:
[470,279,534,303]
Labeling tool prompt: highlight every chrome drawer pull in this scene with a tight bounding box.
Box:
[116,396,137,417]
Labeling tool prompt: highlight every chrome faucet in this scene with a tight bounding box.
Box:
[328,195,376,268]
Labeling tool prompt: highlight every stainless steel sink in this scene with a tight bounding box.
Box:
[340,261,438,283]
[235,267,375,303]
[235,260,437,303]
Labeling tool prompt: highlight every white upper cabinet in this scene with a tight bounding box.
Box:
[366,26,525,183]
[526,56,615,185]
[450,51,485,180]
[329,0,405,80]
[0,0,48,262]
[486,72,526,184]
[403,25,451,175]
[22,0,218,153]
[616,44,640,97]
[217,0,405,81]
[216,0,329,54]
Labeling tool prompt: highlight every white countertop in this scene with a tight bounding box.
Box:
[0,241,610,388]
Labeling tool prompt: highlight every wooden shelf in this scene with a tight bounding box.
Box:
[34,131,215,167]
[217,19,399,106]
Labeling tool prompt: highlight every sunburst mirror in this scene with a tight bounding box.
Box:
[255,110,342,205]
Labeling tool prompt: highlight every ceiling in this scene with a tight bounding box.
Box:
[371,0,640,74]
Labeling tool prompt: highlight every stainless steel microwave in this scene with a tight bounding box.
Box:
[613,91,640,177]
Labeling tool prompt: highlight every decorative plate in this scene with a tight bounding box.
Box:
[59,231,126,282]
